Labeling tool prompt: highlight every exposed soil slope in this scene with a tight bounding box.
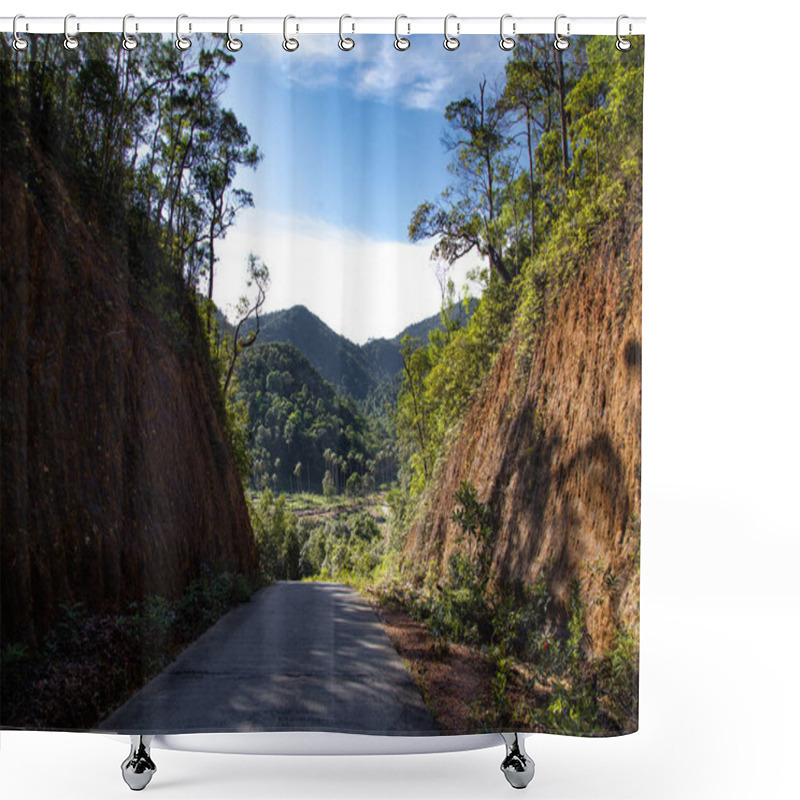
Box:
[406,235,642,656]
[1,152,258,648]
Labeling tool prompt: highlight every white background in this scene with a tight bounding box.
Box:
[2,1,799,798]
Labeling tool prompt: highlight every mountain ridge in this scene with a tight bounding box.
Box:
[224,300,475,400]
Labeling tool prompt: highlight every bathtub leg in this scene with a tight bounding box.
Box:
[121,735,157,791]
[500,733,535,789]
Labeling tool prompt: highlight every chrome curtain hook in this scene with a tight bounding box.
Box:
[63,13,79,51]
[616,14,632,51]
[394,14,410,51]
[553,14,570,51]
[12,14,28,51]
[283,15,299,51]
[122,14,138,51]
[443,14,460,51]
[175,13,192,51]
[226,15,243,52]
[499,14,515,51]
[338,14,355,51]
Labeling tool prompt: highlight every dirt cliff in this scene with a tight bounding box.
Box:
[1,150,258,648]
[406,234,642,656]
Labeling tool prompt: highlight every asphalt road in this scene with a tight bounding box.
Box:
[97,582,436,735]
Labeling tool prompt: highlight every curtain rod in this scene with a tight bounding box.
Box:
[0,16,646,37]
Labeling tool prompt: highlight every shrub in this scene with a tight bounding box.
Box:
[596,626,639,732]
[0,569,258,729]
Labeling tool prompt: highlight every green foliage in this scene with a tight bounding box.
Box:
[530,584,600,734]
[251,488,302,580]
[345,472,363,496]
[250,485,386,586]
[396,334,435,493]
[452,481,495,585]
[1,34,259,293]
[491,649,512,719]
[379,485,638,735]
[514,36,644,344]
[223,383,252,479]
[302,511,385,585]
[398,37,644,497]
[391,483,497,647]
[395,285,513,495]
[0,570,259,729]
[409,81,517,287]
[237,342,374,492]
[596,625,639,731]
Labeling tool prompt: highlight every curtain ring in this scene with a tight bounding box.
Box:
[12,14,29,51]
[226,15,243,52]
[283,15,299,51]
[394,15,410,51]
[443,14,460,51]
[122,14,138,51]
[63,13,79,51]
[616,15,632,51]
[499,14,515,51]
[175,13,191,51]
[338,14,355,51]
[553,14,570,51]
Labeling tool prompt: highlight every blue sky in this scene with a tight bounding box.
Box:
[213,35,511,342]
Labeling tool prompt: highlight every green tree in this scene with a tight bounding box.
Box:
[345,472,362,497]
[220,254,269,397]
[409,80,515,286]
[499,35,560,261]
[193,106,261,305]
[396,336,433,492]
[235,343,374,492]
[293,461,303,493]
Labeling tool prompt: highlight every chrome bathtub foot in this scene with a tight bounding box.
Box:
[500,733,535,789]
[121,735,157,791]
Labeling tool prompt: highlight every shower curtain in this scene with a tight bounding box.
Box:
[1,28,643,739]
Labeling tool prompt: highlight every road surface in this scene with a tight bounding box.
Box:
[97,582,436,735]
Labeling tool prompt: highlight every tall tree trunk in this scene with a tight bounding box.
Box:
[488,246,513,286]
[526,105,535,262]
[402,356,429,482]
[207,196,223,308]
[556,48,570,180]
[167,125,196,242]
[206,225,216,333]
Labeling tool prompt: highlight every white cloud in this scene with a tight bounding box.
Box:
[213,208,483,344]
[242,34,509,112]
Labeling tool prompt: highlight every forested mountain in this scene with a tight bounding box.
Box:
[229,301,476,401]
[236,342,381,493]
[360,299,477,379]
[239,306,375,399]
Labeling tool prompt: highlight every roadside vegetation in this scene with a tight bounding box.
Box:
[247,477,638,734]
[1,570,262,729]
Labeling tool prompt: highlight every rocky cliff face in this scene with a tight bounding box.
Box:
[1,151,258,648]
[405,234,642,656]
